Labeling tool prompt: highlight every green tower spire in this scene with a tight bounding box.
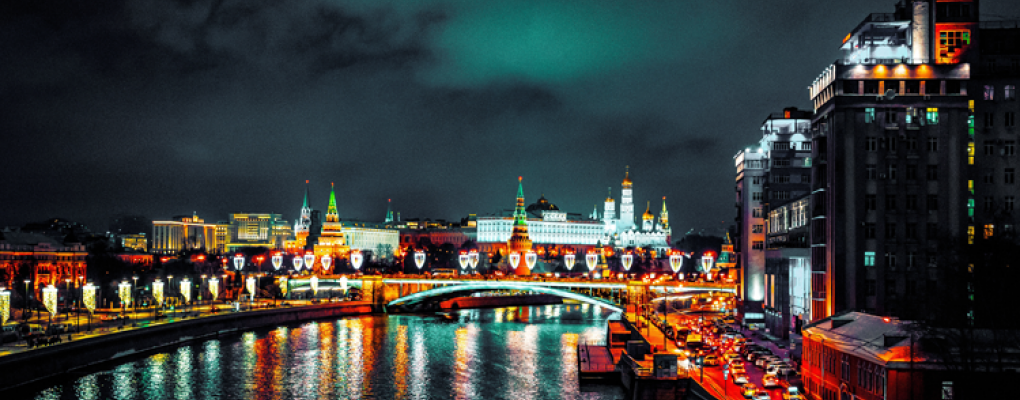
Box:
[326,182,339,222]
[513,176,527,226]
[302,180,310,209]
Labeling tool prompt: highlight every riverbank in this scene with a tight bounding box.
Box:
[0,301,373,392]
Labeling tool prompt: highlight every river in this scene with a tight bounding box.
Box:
[24,304,626,400]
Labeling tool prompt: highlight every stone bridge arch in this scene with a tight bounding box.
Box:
[385,282,624,313]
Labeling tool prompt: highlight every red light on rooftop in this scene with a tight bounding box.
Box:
[883,317,891,323]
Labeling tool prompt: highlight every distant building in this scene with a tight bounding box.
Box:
[152,213,217,255]
[119,233,148,252]
[0,229,87,295]
[220,213,291,252]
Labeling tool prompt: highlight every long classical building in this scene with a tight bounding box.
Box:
[0,229,87,296]
[283,181,400,262]
[476,170,672,256]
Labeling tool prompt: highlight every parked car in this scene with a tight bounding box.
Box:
[753,389,771,400]
[756,355,779,368]
[763,374,781,388]
[783,386,805,400]
[733,372,749,384]
[731,363,747,374]
[768,362,795,376]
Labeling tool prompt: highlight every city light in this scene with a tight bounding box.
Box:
[276,277,285,296]
[83,283,96,314]
[701,253,714,273]
[352,250,364,270]
[118,281,132,309]
[339,276,348,292]
[458,251,469,270]
[310,276,319,296]
[0,288,9,325]
[272,253,283,270]
[43,285,58,316]
[468,250,479,269]
[564,252,576,271]
[181,278,191,303]
[234,254,245,271]
[622,252,633,271]
[153,280,164,307]
[209,278,219,301]
[414,250,426,270]
[293,256,304,271]
[669,251,683,273]
[246,277,256,302]
[322,254,333,272]
[586,250,598,272]
[304,253,316,271]
[525,250,537,270]
[509,251,521,270]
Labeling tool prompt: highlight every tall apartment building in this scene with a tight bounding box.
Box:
[808,0,978,322]
[734,147,767,325]
[736,108,813,333]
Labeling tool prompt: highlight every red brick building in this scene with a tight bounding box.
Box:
[0,230,87,295]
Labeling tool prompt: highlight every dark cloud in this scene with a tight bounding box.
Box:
[2,0,1019,235]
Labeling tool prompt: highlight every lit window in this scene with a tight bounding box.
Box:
[984,224,994,239]
[967,226,975,244]
[968,198,975,217]
[926,108,939,125]
[984,85,995,101]
[864,251,876,267]
[865,108,876,123]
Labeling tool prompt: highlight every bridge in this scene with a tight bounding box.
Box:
[282,275,737,313]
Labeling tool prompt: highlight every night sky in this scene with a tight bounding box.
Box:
[3,1,1019,234]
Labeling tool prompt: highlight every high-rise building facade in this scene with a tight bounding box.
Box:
[808,0,977,321]
[735,147,766,325]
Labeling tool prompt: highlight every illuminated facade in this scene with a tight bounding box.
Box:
[735,147,766,314]
[476,169,671,256]
[807,0,977,322]
[283,182,399,261]
[0,230,87,296]
[152,213,217,255]
[219,213,291,252]
[119,233,147,252]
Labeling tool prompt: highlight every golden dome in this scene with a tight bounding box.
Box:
[642,201,654,220]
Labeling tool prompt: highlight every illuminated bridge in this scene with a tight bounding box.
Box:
[283,276,737,313]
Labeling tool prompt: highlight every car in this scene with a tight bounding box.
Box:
[46,323,68,335]
[731,363,747,374]
[741,383,758,398]
[703,355,720,366]
[756,355,779,368]
[763,374,781,388]
[783,387,804,400]
[733,372,749,384]
[768,362,795,375]
[753,390,771,400]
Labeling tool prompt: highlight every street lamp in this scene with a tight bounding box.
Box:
[310,276,319,298]
[585,250,598,276]
[42,285,58,324]
[669,251,683,277]
[292,255,304,272]
[209,278,219,307]
[564,252,576,273]
[153,280,164,317]
[525,250,537,272]
[509,251,521,271]
[622,252,634,272]
[23,279,31,322]
[351,250,364,271]
[272,253,283,271]
[246,276,256,307]
[303,253,316,273]
[118,281,131,316]
[180,278,191,314]
[321,254,333,273]
[458,251,469,272]
[0,288,10,326]
[83,282,96,331]
[468,250,479,273]
[413,250,426,272]
[233,254,245,271]
[132,275,138,312]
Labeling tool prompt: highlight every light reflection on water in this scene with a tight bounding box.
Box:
[25,304,624,400]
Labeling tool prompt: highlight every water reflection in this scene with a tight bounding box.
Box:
[27,304,624,400]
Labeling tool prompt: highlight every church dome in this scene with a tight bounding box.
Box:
[642,202,654,220]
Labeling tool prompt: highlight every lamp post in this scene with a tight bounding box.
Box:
[509,251,521,272]
[272,253,283,271]
[458,251,469,273]
[525,250,537,274]
[0,288,10,326]
[200,274,207,309]
[413,250,425,272]
[152,279,164,320]
[23,279,31,322]
[118,281,131,318]
[351,250,363,272]
[43,285,58,325]
[468,250,479,274]
[83,282,96,331]
[132,276,138,313]
[564,252,576,275]
[585,250,598,279]
[180,278,191,315]
[304,253,316,274]
[622,252,634,272]
[322,254,333,274]
[246,276,256,308]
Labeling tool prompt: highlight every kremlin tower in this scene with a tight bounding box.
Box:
[293,180,313,248]
[617,167,636,231]
[507,177,533,274]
